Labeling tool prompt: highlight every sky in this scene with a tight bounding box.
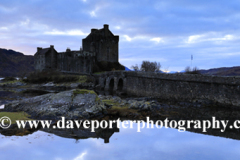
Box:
[1,0,240,71]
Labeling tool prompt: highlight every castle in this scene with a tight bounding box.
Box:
[34,24,121,73]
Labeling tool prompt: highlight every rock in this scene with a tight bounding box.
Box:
[112,96,122,103]
[4,89,107,120]
[120,100,127,106]
[128,100,152,110]
[43,82,55,87]
[70,83,79,88]
[129,101,139,109]
[14,82,26,86]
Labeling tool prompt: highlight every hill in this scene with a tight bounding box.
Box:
[125,66,131,71]
[200,66,240,76]
[0,48,34,77]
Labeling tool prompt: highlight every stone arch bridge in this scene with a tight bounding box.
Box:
[93,71,240,107]
[94,71,127,92]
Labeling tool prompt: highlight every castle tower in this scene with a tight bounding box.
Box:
[82,24,119,62]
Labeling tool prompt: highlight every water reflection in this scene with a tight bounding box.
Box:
[41,125,119,143]
[2,89,240,159]
[1,122,240,160]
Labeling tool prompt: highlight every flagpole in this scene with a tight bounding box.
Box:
[191,55,193,68]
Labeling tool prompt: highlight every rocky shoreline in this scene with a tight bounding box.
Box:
[4,89,163,121]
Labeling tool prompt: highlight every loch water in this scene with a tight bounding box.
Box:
[1,90,240,160]
[1,122,240,160]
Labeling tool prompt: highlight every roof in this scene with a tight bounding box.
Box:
[84,27,115,39]
[37,48,50,55]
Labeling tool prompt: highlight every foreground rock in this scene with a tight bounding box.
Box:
[5,89,107,120]
[4,89,164,120]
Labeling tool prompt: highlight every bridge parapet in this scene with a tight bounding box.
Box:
[94,71,240,106]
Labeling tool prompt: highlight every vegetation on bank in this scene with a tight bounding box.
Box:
[184,66,201,74]
[23,71,94,84]
[131,61,161,72]
[0,112,31,124]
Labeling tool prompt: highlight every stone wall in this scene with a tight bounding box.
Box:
[125,72,240,106]
[57,51,94,73]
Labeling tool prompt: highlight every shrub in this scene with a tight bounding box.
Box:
[131,64,139,71]
[185,66,191,73]
[23,71,94,83]
[131,61,161,72]
[185,66,201,74]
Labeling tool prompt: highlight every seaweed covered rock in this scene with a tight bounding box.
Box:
[4,89,107,120]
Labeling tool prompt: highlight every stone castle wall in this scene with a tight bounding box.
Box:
[82,25,119,63]
[57,51,94,73]
[34,24,119,74]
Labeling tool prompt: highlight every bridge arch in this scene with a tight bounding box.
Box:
[109,78,114,91]
[98,72,126,92]
[103,78,106,90]
[117,78,123,91]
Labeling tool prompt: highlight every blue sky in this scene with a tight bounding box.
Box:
[1,0,240,71]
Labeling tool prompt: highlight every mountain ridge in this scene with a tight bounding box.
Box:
[0,48,34,77]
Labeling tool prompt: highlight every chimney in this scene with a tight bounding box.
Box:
[104,24,109,30]
[50,45,54,49]
[37,47,42,52]
[66,48,71,52]
[91,29,97,33]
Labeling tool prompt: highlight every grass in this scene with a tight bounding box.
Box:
[103,100,139,117]
[0,80,19,85]
[102,99,130,109]
[93,71,107,75]
[102,99,120,106]
[73,89,97,95]
[0,112,31,124]
[77,75,88,83]
[24,71,94,84]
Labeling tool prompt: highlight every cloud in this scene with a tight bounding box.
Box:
[187,35,205,43]
[44,29,88,36]
[123,35,132,41]
[115,26,121,30]
[186,33,235,44]
[0,27,8,30]
[73,151,87,160]
[90,11,96,17]
[150,37,164,43]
